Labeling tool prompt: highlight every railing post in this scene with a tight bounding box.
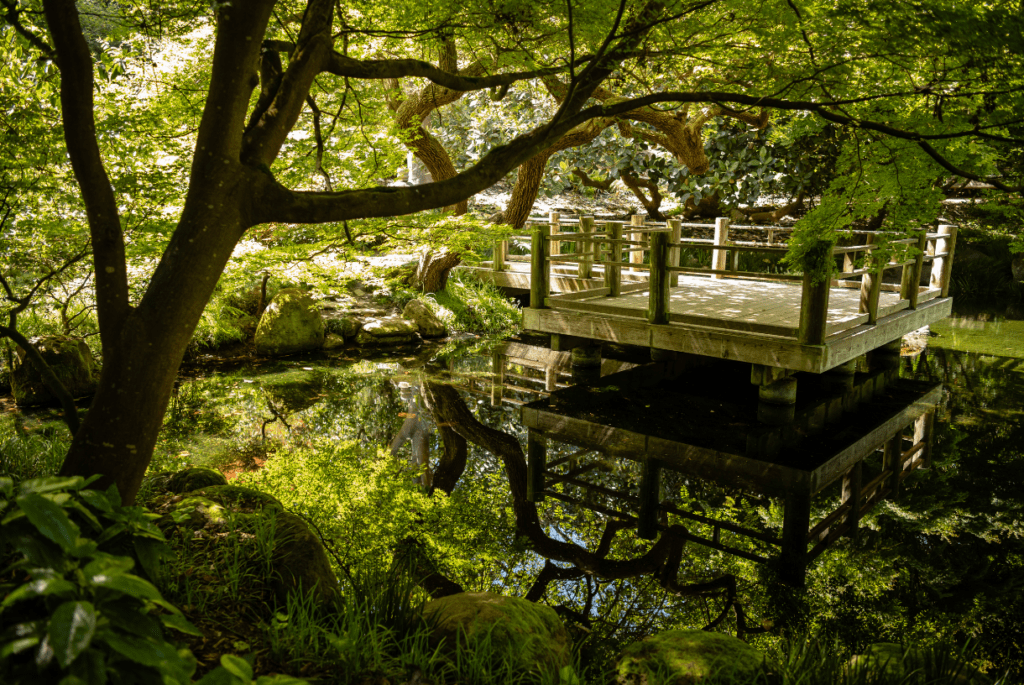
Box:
[530,223,550,309]
[858,234,881,324]
[901,231,927,308]
[915,409,935,468]
[780,489,811,586]
[648,231,670,325]
[492,237,506,272]
[930,224,957,297]
[629,214,645,266]
[712,216,730,279]
[549,211,561,258]
[668,218,682,286]
[883,433,903,500]
[579,216,595,280]
[604,221,622,296]
[798,240,832,345]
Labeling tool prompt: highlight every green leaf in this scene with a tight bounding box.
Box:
[2,573,77,608]
[256,675,309,684]
[18,477,84,496]
[133,538,172,580]
[220,654,253,680]
[49,601,97,669]
[101,632,176,668]
[88,571,161,600]
[83,553,135,577]
[0,636,40,659]
[159,613,202,636]
[18,492,81,551]
[0,476,13,498]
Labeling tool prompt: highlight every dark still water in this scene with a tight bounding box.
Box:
[3,304,1023,676]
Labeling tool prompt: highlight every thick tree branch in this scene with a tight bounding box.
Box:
[42,0,129,355]
[0,325,80,436]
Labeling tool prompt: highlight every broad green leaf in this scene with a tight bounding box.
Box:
[83,553,135,577]
[18,492,81,551]
[2,574,77,608]
[101,633,176,668]
[159,613,202,636]
[88,571,161,600]
[18,477,84,496]
[0,636,40,659]
[134,537,172,580]
[256,675,310,684]
[0,476,13,498]
[220,654,253,680]
[49,601,97,669]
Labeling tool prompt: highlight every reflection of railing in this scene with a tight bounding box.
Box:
[806,408,936,561]
[520,213,957,344]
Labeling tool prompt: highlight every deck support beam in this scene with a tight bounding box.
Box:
[527,430,547,502]
[638,458,661,540]
[780,489,811,586]
[842,461,863,540]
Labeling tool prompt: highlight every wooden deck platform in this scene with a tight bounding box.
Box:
[482,214,959,375]
[525,277,952,374]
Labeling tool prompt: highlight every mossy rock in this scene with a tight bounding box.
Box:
[402,299,447,338]
[849,644,991,684]
[166,467,228,493]
[355,318,418,346]
[422,591,571,674]
[323,312,361,340]
[616,629,764,684]
[254,288,325,356]
[11,336,98,407]
[152,477,337,608]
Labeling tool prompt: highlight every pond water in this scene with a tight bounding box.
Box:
[2,301,1023,675]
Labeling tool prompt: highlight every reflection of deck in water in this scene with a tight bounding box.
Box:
[520,359,941,585]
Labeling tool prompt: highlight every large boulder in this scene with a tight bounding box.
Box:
[616,629,764,684]
[260,369,326,413]
[150,480,338,607]
[11,336,98,406]
[422,591,571,675]
[355,318,418,346]
[254,288,325,356]
[402,299,448,338]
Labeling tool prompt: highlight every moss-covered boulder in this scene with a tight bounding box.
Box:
[402,299,447,338]
[616,629,764,684]
[11,336,98,406]
[355,318,418,346]
[849,644,990,684]
[167,467,229,493]
[150,479,338,607]
[254,288,325,356]
[422,592,571,674]
[323,312,362,340]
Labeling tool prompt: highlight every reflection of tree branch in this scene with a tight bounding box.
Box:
[0,325,80,436]
[421,380,751,629]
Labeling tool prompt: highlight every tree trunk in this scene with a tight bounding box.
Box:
[619,171,665,220]
[408,126,467,214]
[413,249,462,293]
[502,153,553,228]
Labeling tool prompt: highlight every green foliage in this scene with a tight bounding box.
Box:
[0,475,198,684]
[419,271,522,336]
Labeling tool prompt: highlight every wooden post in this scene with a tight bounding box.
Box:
[668,218,682,286]
[544,364,557,392]
[579,216,595,279]
[915,409,935,469]
[798,240,832,345]
[901,231,927,307]
[491,352,505,407]
[842,461,863,540]
[637,458,661,540]
[780,489,811,586]
[712,217,730,279]
[526,430,546,503]
[549,212,561,257]
[930,224,957,297]
[630,214,645,266]
[859,235,881,324]
[883,433,903,500]
[530,224,550,309]
[648,232,670,325]
[604,221,622,296]
[492,238,506,272]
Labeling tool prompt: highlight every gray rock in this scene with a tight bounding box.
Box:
[402,299,447,338]
[355,318,419,346]
[12,336,98,406]
[254,288,325,356]
[323,312,362,340]
[323,333,346,350]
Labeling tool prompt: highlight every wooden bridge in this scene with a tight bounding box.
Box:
[463,213,956,380]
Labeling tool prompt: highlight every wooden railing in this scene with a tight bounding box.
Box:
[522,213,957,344]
